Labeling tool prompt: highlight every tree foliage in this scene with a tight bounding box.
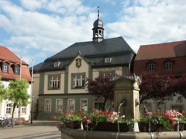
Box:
[0,76,8,103]
[86,75,114,111]
[8,78,31,119]
[173,74,186,102]
[139,72,177,103]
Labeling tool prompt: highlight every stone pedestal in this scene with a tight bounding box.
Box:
[112,75,141,131]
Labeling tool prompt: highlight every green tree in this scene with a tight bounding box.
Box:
[8,78,31,120]
[0,75,8,102]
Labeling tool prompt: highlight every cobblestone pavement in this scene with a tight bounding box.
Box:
[0,120,61,139]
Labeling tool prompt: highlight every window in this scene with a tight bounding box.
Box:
[80,99,88,112]
[68,99,75,111]
[105,57,112,63]
[166,62,172,70]
[142,103,151,114]
[22,106,26,114]
[95,103,103,111]
[45,99,51,112]
[6,104,11,114]
[148,64,154,72]
[14,65,20,75]
[54,61,61,67]
[3,62,9,73]
[56,99,63,113]
[72,73,85,89]
[49,75,60,89]
[157,104,165,114]
[172,106,183,113]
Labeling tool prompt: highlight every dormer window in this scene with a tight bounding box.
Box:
[3,62,9,73]
[148,64,154,72]
[166,62,172,71]
[105,57,112,63]
[54,61,61,67]
[14,64,20,75]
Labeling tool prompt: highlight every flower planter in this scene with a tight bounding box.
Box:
[83,122,129,132]
[65,121,81,129]
[138,122,184,132]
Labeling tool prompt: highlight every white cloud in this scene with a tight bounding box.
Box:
[105,0,186,52]
[20,0,42,10]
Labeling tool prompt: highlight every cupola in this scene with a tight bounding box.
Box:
[92,7,104,42]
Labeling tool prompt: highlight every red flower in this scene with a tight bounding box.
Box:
[57,122,62,128]
[54,116,56,119]
[65,109,68,113]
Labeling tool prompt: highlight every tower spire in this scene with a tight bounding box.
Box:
[97,6,100,19]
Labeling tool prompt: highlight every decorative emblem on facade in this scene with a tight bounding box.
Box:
[76,58,81,68]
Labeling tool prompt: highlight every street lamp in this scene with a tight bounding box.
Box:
[31,96,34,124]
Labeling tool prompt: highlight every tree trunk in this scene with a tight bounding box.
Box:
[11,103,16,127]
[102,97,108,111]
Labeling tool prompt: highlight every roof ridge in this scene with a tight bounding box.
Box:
[141,40,186,47]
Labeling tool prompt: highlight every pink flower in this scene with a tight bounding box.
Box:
[83,116,87,119]
[145,109,148,112]
[61,111,63,114]
[54,116,56,119]
[147,112,152,115]
[157,109,160,112]
[172,121,177,125]
[87,119,91,124]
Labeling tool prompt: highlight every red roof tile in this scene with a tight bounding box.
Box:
[0,45,31,82]
[135,40,186,61]
[0,45,28,65]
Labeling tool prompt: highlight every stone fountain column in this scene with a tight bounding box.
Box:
[112,75,141,132]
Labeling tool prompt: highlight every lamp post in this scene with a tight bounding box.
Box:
[31,96,34,124]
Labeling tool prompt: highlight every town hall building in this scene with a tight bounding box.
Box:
[36,13,136,119]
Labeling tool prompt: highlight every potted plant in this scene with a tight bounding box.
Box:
[81,109,133,132]
[55,110,82,129]
[138,109,185,132]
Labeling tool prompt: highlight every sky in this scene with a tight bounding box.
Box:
[0,0,186,67]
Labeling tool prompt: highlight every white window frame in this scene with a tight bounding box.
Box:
[148,64,154,72]
[80,99,88,112]
[21,106,26,114]
[56,99,63,113]
[68,99,75,112]
[105,57,112,63]
[45,99,51,112]
[6,104,11,114]
[49,76,60,89]
[3,65,8,73]
[166,62,172,71]
[72,74,85,88]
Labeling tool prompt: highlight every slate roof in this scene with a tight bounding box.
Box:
[39,36,136,72]
[29,62,44,73]
[135,40,186,61]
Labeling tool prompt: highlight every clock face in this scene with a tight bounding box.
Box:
[76,58,81,68]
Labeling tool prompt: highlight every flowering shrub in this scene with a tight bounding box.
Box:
[81,109,133,131]
[138,109,185,130]
[54,110,83,129]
